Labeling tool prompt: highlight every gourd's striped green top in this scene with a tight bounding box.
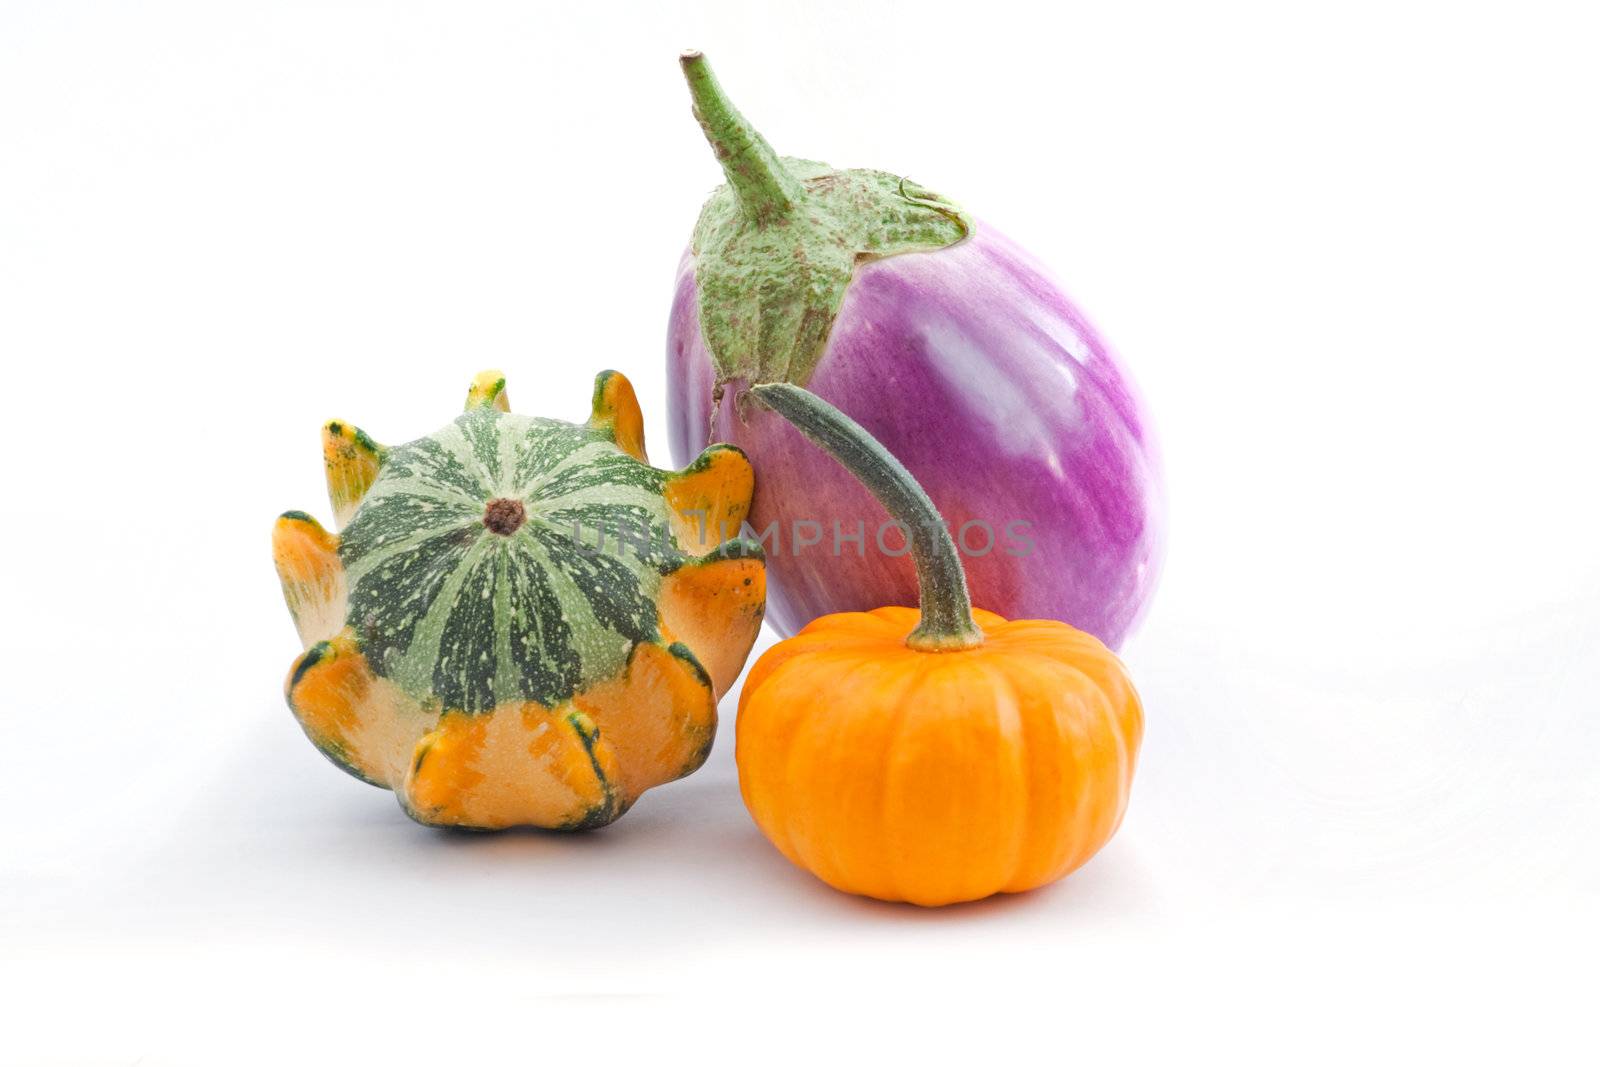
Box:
[338,407,686,713]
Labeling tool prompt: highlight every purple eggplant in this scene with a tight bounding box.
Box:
[666,52,1164,649]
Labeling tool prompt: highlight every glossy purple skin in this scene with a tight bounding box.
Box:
[666,223,1165,649]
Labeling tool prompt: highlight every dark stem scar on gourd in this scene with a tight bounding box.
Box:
[678,50,973,419]
[482,498,526,536]
[750,383,983,651]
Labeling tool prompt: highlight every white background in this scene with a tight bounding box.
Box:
[3,0,1596,1061]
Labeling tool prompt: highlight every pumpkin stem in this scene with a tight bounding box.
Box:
[749,384,984,652]
[679,50,805,226]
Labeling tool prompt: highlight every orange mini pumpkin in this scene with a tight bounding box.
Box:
[735,385,1143,907]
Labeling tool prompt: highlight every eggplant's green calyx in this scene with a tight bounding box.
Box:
[679,50,972,392]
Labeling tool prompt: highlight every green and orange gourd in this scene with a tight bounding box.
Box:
[272,370,765,830]
[736,385,1144,906]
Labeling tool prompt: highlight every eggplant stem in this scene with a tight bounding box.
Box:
[749,384,984,651]
[679,50,805,225]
